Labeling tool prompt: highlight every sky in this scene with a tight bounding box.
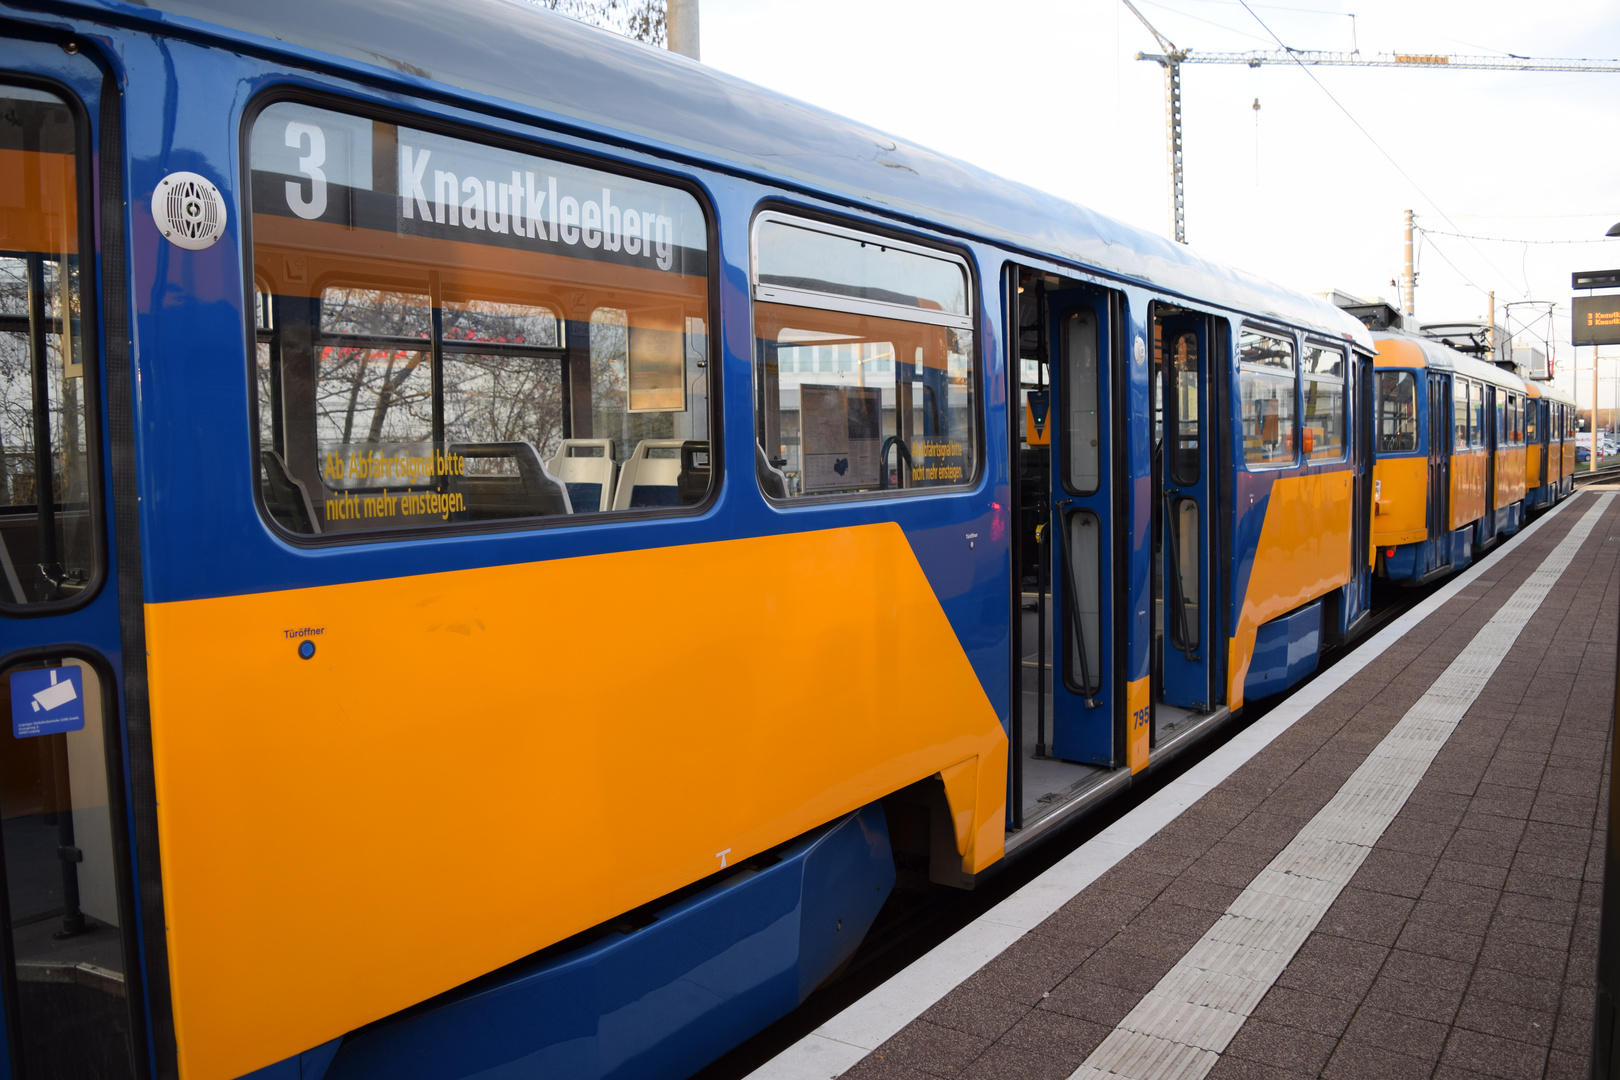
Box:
[695,0,1620,409]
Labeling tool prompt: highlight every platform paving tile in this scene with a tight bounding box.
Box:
[819,495,1617,1079]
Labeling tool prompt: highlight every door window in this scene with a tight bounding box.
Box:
[1168,331,1199,485]
[0,660,134,1078]
[0,85,98,607]
[1064,311,1100,494]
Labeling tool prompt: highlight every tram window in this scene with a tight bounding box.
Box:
[0,86,98,608]
[1168,331,1199,485]
[1471,383,1485,447]
[1302,343,1344,460]
[1238,327,1295,466]
[1453,379,1468,451]
[751,214,975,498]
[1377,371,1417,452]
[1526,402,1538,442]
[248,101,712,536]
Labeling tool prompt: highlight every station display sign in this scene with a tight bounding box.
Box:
[1573,294,1620,346]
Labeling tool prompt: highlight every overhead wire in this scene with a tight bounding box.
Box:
[1234,0,1527,300]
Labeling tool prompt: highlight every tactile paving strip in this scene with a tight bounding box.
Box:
[1068,493,1615,1080]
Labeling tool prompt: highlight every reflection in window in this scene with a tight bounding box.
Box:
[0,86,97,605]
[1239,328,1294,466]
[752,215,975,498]
[1377,371,1418,453]
[249,101,711,535]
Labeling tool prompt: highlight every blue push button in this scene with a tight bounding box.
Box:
[298,640,315,660]
[10,667,86,739]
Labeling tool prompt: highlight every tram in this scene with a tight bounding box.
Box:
[0,2,1376,1078]
[1359,304,1576,584]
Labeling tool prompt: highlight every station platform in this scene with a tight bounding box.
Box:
[753,489,1620,1080]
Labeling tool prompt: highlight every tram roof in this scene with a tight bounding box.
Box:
[82,0,1372,347]
[1372,330,1528,391]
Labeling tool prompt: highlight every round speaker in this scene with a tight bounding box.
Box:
[151,171,227,251]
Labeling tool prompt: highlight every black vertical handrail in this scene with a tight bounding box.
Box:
[26,255,61,600]
[1056,506,1098,708]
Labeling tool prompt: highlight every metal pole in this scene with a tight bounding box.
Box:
[666,0,700,60]
[1488,291,1496,362]
[1596,346,1603,466]
[1402,210,1416,317]
[1166,58,1185,244]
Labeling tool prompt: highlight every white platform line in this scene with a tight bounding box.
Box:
[745,492,1592,1080]
[1069,492,1614,1080]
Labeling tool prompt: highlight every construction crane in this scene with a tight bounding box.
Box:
[1119,0,1620,244]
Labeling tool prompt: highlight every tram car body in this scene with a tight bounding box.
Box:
[0,1,1375,1078]
[1371,327,1574,585]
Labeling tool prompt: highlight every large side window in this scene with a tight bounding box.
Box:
[0,85,98,606]
[750,213,975,498]
[1377,370,1417,452]
[1302,342,1345,460]
[249,101,712,536]
[1239,326,1295,466]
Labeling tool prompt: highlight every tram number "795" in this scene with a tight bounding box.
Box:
[1131,705,1150,732]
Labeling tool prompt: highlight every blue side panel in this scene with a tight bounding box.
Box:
[239,1038,343,1080]
[316,806,893,1080]
[1243,601,1321,700]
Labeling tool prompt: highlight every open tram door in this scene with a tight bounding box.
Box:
[1150,305,1221,722]
[0,40,149,1080]
[1005,267,1127,830]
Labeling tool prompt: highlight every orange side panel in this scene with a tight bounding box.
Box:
[1528,445,1542,489]
[1372,456,1427,547]
[1227,469,1355,710]
[145,524,1006,1080]
[1126,676,1150,773]
[1495,448,1526,507]
[1450,449,1487,529]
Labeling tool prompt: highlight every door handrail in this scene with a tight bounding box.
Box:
[1055,501,1099,708]
[1161,489,1198,660]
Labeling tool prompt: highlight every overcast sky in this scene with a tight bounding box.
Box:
[699,0,1620,405]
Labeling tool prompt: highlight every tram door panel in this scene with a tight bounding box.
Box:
[0,51,144,1080]
[1428,374,1449,558]
[1156,312,1213,712]
[1049,298,1118,765]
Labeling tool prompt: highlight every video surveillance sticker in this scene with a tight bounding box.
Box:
[10,667,85,739]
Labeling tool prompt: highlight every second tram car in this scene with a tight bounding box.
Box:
[1367,313,1575,585]
[0,1,1384,1078]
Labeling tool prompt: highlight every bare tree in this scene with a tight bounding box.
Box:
[532,0,666,46]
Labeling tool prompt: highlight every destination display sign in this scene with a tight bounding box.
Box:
[1573,294,1620,346]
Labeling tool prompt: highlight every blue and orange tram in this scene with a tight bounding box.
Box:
[1358,305,1576,585]
[0,1,1379,1077]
